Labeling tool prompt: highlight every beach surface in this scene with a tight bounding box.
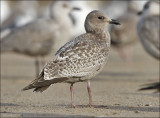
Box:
[1,43,159,117]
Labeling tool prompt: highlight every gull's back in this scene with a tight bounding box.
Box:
[137,15,159,59]
[1,19,57,56]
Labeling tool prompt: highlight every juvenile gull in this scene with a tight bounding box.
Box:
[1,1,80,76]
[22,10,120,108]
[137,1,160,92]
[110,1,139,63]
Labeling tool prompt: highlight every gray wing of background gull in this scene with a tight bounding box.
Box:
[1,18,59,56]
[137,16,160,59]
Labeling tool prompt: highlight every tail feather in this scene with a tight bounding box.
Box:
[22,82,36,91]
[22,69,69,92]
[22,71,50,92]
[22,76,40,91]
[33,86,50,92]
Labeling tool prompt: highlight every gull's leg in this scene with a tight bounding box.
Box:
[87,80,92,107]
[70,83,75,108]
[118,47,132,64]
[35,58,40,77]
[41,56,45,67]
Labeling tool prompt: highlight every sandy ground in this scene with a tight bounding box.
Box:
[1,43,159,117]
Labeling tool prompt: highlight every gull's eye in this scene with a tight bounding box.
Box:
[98,16,104,20]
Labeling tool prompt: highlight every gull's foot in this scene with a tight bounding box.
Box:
[72,104,76,108]
[88,104,93,108]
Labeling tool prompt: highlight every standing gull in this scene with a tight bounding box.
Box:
[137,0,159,60]
[110,1,139,63]
[1,1,80,76]
[22,10,120,108]
[137,1,160,92]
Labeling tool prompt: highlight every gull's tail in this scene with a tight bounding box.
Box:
[22,71,50,92]
[139,82,160,92]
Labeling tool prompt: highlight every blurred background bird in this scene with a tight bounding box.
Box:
[1,0,10,26]
[1,1,80,77]
[137,0,160,92]
[109,1,146,63]
[1,1,39,31]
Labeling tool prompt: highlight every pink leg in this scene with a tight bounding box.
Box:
[70,84,75,108]
[35,58,40,77]
[41,56,45,67]
[87,81,92,107]
[118,48,132,64]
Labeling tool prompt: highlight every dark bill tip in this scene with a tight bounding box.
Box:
[109,19,121,25]
[137,11,143,15]
[72,7,81,11]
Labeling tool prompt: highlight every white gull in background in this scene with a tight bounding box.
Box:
[1,1,10,24]
[69,1,98,38]
[1,1,39,30]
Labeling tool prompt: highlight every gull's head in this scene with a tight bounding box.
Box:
[85,10,120,33]
[50,1,80,19]
[138,1,159,17]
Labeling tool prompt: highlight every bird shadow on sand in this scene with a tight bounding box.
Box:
[121,92,159,97]
[101,71,142,77]
[56,104,93,108]
[0,103,21,107]
[94,105,159,112]
[56,104,159,112]
[1,111,93,118]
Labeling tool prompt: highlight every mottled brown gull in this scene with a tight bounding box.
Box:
[22,10,120,108]
[1,1,80,76]
[137,1,160,92]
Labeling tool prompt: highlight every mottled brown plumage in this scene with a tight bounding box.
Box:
[22,10,120,107]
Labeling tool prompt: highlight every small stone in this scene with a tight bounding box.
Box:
[134,110,139,113]
[114,103,120,105]
[137,104,141,106]
[112,112,117,115]
[145,104,150,106]
[2,111,7,113]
